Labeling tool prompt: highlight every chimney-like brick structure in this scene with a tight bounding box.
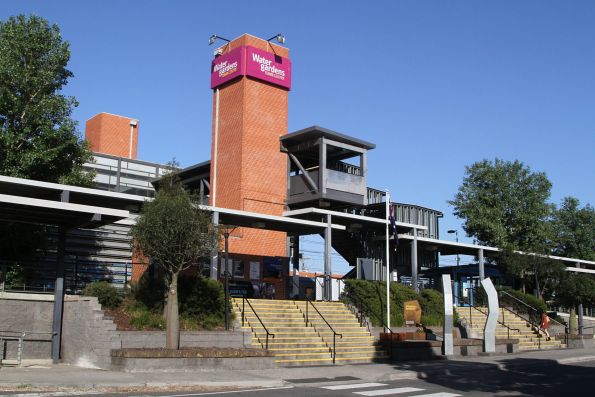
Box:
[210,34,289,257]
[85,113,139,159]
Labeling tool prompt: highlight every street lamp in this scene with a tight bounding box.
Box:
[208,35,231,45]
[267,34,286,44]
[447,230,460,267]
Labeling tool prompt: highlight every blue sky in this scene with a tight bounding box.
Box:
[2,1,594,272]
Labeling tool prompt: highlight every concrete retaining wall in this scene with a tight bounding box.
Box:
[61,295,121,369]
[119,330,250,349]
[386,339,518,361]
[111,356,276,372]
[0,293,53,360]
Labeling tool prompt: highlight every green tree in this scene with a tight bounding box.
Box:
[130,172,217,349]
[0,14,93,186]
[551,197,595,261]
[449,159,552,251]
[449,159,558,297]
[556,274,595,333]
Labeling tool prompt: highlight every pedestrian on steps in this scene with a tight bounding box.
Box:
[539,311,551,341]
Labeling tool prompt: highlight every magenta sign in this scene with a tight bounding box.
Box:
[210,46,244,89]
[210,46,291,90]
[245,46,291,90]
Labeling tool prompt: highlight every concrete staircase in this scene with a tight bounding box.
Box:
[455,306,565,350]
[232,298,387,366]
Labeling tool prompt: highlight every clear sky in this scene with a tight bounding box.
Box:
[2,1,594,272]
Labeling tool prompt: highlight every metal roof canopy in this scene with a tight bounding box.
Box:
[283,207,427,232]
[200,205,346,234]
[397,233,595,271]
[0,175,146,223]
[280,125,376,151]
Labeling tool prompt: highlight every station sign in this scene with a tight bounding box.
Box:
[211,45,291,90]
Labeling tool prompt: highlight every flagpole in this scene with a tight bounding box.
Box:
[386,190,391,330]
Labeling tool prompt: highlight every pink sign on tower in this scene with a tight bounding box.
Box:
[211,45,291,90]
[210,46,244,89]
[245,46,291,90]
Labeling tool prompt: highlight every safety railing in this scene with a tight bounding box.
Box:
[0,330,55,366]
[461,287,521,341]
[344,294,395,359]
[499,290,569,347]
[240,298,275,350]
[302,297,343,364]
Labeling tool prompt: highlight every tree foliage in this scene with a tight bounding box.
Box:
[130,172,217,348]
[556,274,595,309]
[0,14,93,186]
[551,197,595,261]
[449,159,552,252]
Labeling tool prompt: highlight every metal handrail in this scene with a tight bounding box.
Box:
[302,297,343,364]
[0,331,55,367]
[498,290,569,346]
[499,290,568,328]
[241,298,275,350]
[461,287,521,341]
[343,295,396,359]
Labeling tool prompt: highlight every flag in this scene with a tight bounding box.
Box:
[389,204,398,245]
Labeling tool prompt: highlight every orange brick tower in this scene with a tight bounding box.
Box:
[85,113,139,159]
[209,34,291,257]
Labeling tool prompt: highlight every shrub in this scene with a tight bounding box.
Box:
[83,281,122,309]
[131,271,228,329]
[129,309,165,330]
[343,280,444,327]
[3,263,26,288]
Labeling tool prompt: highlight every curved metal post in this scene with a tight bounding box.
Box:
[481,277,498,353]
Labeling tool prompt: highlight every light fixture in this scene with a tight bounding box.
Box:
[208,35,231,46]
[267,34,286,44]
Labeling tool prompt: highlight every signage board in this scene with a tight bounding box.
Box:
[245,46,291,90]
[210,46,291,90]
[404,300,422,325]
[210,46,244,89]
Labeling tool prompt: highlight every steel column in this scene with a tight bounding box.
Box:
[324,214,332,301]
[411,229,418,292]
[478,248,485,280]
[51,227,66,363]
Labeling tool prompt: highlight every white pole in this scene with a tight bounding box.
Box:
[212,88,220,207]
[386,190,391,329]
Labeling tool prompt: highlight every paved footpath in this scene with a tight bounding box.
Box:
[1,348,594,395]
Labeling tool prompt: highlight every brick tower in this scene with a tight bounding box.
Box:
[209,34,291,257]
[85,112,139,159]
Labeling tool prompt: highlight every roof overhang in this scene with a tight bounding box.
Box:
[284,207,427,232]
[397,234,595,270]
[201,205,346,234]
[0,175,142,228]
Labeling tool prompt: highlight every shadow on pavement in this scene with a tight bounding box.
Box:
[391,357,594,396]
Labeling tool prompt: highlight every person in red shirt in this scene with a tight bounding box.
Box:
[540,311,551,341]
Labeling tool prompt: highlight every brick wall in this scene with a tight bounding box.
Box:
[85,113,139,159]
[210,34,289,258]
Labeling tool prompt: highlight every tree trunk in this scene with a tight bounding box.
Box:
[165,271,180,349]
[569,306,578,335]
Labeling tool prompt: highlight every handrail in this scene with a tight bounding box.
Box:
[343,295,395,359]
[0,331,55,367]
[461,287,521,341]
[241,298,275,350]
[498,290,569,346]
[302,297,343,364]
[499,290,568,328]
